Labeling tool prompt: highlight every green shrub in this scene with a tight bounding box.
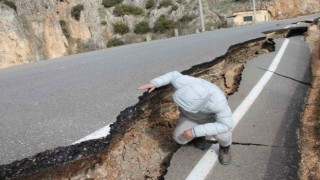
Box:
[59,20,66,26]
[179,15,193,23]
[113,22,130,34]
[107,37,124,47]
[172,4,178,11]
[4,0,17,11]
[134,21,151,34]
[145,0,155,9]
[177,14,195,30]
[153,15,176,33]
[71,4,84,21]
[102,0,123,8]
[113,4,144,16]
[101,20,107,25]
[159,0,172,8]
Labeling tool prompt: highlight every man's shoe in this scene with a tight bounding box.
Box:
[218,145,232,165]
[188,137,209,150]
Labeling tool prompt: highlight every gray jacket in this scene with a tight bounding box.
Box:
[151,71,234,137]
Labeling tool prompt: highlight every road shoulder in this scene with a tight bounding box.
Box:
[299,24,320,180]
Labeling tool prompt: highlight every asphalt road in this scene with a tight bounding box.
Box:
[0,13,319,165]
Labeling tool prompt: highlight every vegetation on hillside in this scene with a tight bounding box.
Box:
[158,0,173,8]
[113,22,130,34]
[102,0,123,8]
[145,0,155,9]
[113,4,144,16]
[153,15,176,33]
[3,0,16,11]
[171,4,178,11]
[107,37,124,47]
[134,21,151,34]
[71,4,84,21]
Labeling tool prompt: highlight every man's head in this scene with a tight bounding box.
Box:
[173,83,211,113]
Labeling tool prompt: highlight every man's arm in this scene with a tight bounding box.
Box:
[138,71,182,93]
[192,108,234,137]
[150,71,181,88]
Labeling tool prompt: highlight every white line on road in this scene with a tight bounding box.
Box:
[51,66,66,71]
[186,38,290,180]
[72,124,111,144]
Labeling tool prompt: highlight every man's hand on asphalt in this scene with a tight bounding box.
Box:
[138,82,156,93]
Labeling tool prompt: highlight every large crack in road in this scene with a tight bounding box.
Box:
[2,29,302,179]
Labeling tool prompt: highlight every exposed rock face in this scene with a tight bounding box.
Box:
[269,0,320,19]
[0,3,33,68]
[0,0,319,68]
[43,14,69,59]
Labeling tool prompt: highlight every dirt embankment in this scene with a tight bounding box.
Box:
[299,24,320,180]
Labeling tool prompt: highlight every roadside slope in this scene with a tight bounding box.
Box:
[300,24,320,180]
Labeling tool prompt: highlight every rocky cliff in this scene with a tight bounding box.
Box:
[0,0,319,68]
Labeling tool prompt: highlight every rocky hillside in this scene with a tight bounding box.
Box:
[0,0,319,68]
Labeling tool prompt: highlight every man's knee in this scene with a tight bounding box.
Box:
[214,131,232,146]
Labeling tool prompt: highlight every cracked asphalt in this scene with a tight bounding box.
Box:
[165,36,311,179]
[0,12,319,169]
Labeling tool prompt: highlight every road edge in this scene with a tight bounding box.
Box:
[299,24,320,179]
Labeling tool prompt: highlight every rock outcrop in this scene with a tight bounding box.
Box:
[0,3,33,68]
[0,0,319,68]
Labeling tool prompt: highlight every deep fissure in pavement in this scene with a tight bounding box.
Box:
[254,66,312,86]
[0,37,276,179]
[199,140,292,149]
[231,141,293,149]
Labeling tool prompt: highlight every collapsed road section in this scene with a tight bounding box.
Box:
[1,32,287,179]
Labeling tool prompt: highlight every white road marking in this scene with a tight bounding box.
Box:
[284,25,296,29]
[56,66,66,70]
[72,124,111,144]
[186,38,290,180]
